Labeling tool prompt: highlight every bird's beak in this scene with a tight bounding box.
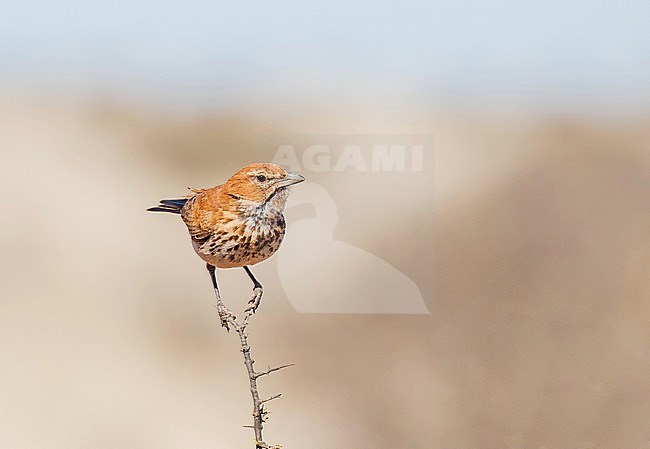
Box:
[277,172,305,188]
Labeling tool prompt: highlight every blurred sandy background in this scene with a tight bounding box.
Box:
[2,98,650,449]
[3,2,650,448]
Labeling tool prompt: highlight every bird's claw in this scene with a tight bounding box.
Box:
[245,287,263,314]
[217,304,236,331]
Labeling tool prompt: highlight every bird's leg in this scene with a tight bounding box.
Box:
[207,263,236,331]
[243,266,263,314]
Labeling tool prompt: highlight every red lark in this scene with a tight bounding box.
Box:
[148,163,305,328]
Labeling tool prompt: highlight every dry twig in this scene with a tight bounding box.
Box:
[215,290,292,449]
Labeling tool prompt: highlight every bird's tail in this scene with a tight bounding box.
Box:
[147,198,189,214]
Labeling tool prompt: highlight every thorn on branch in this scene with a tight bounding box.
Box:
[254,364,296,379]
[261,394,282,404]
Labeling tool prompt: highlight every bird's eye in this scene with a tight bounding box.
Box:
[256,175,267,182]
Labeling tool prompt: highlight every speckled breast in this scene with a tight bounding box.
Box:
[193,214,287,269]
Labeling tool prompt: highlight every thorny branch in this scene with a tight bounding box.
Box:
[214,294,293,449]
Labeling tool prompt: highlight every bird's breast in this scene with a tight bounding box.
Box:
[193,212,286,268]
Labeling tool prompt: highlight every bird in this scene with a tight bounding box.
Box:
[148,162,305,329]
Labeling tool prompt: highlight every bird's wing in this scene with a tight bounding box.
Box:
[180,184,224,242]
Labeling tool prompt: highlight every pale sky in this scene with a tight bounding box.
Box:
[2,0,649,111]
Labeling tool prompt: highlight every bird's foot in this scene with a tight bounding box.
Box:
[216,303,236,331]
[245,286,264,314]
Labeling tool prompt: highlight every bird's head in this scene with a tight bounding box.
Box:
[222,163,305,212]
